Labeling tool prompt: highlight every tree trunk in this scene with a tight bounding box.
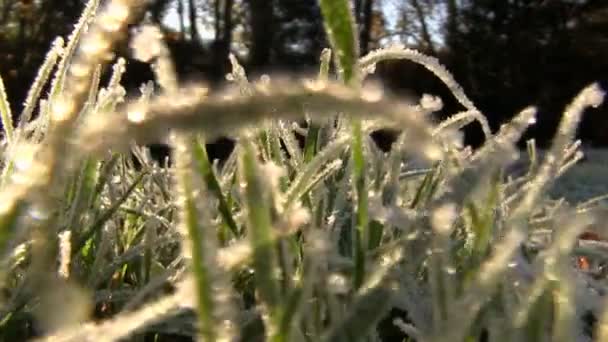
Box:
[411,0,435,54]
[445,0,459,46]
[354,0,363,23]
[214,0,221,40]
[178,0,186,35]
[215,0,233,75]
[222,0,233,45]
[247,0,274,69]
[188,0,199,40]
[360,0,374,54]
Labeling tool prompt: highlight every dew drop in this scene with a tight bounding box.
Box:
[107,1,130,22]
[423,144,444,161]
[13,144,37,172]
[99,15,123,33]
[69,63,92,78]
[51,97,75,122]
[127,105,147,123]
[81,34,110,57]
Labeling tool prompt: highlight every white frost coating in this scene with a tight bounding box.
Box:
[515,83,605,216]
[472,106,537,163]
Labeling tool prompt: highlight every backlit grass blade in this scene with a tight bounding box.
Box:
[19,37,64,128]
[0,76,13,144]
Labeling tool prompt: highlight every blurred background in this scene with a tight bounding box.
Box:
[0,0,607,148]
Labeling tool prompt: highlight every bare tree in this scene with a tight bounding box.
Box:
[188,0,200,40]
[410,0,435,53]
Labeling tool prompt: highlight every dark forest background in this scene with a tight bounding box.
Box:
[1,0,607,150]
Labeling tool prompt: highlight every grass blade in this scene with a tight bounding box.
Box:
[318,0,359,84]
[193,136,239,238]
[0,76,13,144]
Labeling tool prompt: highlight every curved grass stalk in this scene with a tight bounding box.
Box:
[432,110,478,137]
[79,79,442,173]
[359,46,492,140]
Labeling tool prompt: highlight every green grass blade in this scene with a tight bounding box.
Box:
[319,0,369,290]
[177,147,217,341]
[193,136,239,238]
[318,0,359,83]
[239,139,281,327]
